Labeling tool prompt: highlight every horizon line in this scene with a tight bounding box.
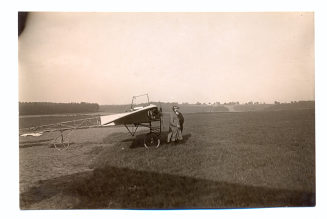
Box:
[18,99,315,105]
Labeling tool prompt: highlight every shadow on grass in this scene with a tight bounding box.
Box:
[20,165,315,209]
[20,139,52,144]
[19,141,76,149]
[20,143,49,148]
[19,139,52,148]
[123,131,192,149]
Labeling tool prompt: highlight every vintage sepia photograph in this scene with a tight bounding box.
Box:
[18,12,315,210]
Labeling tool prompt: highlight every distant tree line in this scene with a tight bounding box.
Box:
[268,100,314,111]
[19,102,100,115]
[99,102,229,113]
[191,100,314,105]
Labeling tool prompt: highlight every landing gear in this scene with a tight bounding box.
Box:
[143,110,162,149]
[51,130,70,151]
[144,132,160,149]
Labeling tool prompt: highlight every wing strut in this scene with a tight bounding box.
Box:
[124,124,139,136]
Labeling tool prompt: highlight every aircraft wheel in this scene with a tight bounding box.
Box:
[144,133,160,149]
[52,133,70,151]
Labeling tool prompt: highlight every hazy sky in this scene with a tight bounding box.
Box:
[19,12,314,104]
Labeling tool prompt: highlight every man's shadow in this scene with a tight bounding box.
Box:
[122,131,192,149]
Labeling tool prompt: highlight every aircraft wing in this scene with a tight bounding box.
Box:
[100,104,159,126]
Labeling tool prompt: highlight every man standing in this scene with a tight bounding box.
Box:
[167,106,183,143]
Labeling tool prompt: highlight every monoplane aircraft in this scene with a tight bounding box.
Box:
[19,94,163,149]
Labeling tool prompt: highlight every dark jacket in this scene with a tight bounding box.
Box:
[177,112,184,132]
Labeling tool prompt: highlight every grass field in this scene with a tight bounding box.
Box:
[19,109,315,209]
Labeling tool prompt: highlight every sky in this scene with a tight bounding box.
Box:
[18,12,314,105]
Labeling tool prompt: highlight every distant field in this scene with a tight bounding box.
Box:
[19,109,315,209]
[19,101,315,129]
